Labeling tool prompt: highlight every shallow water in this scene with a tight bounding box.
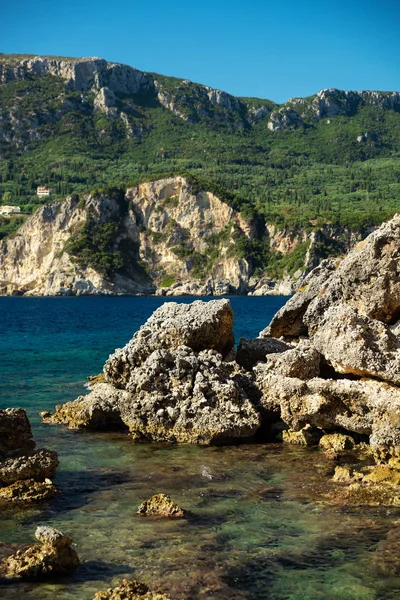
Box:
[1,296,400,600]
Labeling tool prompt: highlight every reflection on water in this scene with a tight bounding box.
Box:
[1,297,400,599]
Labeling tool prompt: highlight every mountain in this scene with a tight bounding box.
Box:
[0,53,399,294]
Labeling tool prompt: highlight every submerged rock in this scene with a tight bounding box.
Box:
[4,526,79,579]
[137,493,185,518]
[93,579,169,600]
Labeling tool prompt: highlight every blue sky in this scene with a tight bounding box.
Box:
[2,0,399,103]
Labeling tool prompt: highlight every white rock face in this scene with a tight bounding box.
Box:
[0,56,153,94]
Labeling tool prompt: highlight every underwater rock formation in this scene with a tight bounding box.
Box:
[137,493,185,518]
[93,579,170,600]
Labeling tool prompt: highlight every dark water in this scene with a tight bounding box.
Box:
[0,296,400,600]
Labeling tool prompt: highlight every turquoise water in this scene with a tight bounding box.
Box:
[1,296,400,600]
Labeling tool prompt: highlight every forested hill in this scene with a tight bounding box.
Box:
[1,53,400,237]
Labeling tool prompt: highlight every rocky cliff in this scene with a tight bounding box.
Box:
[0,176,363,296]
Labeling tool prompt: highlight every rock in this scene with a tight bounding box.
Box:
[0,450,58,486]
[0,409,59,504]
[305,303,400,385]
[235,337,292,371]
[254,371,400,447]
[261,258,337,339]
[0,408,35,458]
[282,425,323,446]
[304,215,400,328]
[46,346,260,444]
[371,526,400,576]
[261,341,322,380]
[362,466,400,486]
[319,434,355,452]
[0,479,56,503]
[104,299,234,387]
[137,494,185,518]
[119,346,260,444]
[42,383,127,430]
[332,466,354,482]
[93,579,170,600]
[4,527,79,579]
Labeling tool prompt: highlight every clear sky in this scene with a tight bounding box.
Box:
[2,0,399,103]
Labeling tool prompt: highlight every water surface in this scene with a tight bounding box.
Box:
[1,296,400,600]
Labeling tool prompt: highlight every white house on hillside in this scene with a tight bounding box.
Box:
[37,186,52,197]
[0,205,21,215]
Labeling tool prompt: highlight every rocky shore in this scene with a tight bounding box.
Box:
[41,214,400,503]
[0,409,58,504]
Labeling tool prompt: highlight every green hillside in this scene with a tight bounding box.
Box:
[1,54,400,242]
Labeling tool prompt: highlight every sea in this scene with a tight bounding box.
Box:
[0,296,399,600]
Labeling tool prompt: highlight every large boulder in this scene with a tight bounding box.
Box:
[264,215,400,340]
[0,409,59,504]
[47,347,260,444]
[0,450,58,486]
[4,527,79,579]
[104,299,234,388]
[0,409,35,458]
[305,303,400,385]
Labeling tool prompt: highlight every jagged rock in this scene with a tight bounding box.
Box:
[235,337,292,371]
[137,494,185,518]
[261,258,337,339]
[306,303,400,385]
[93,579,169,600]
[4,527,79,579]
[304,215,400,329]
[42,383,127,430]
[268,108,303,131]
[254,371,400,447]
[46,346,260,444]
[319,433,355,452]
[0,408,35,458]
[104,299,234,387]
[0,449,58,485]
[332,466,354,482]
[282,425,323,446]
[260,341,322,380]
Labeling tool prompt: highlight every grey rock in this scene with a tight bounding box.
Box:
[104,299,234,387]
[0,408,35,458]
[261,341,322,380]
[236,337,292,371]
[254,369,400,447]
[306,303,400,385]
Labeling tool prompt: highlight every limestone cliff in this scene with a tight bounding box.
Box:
[0,176,364,297]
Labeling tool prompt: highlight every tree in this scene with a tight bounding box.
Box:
[2,191,12,204]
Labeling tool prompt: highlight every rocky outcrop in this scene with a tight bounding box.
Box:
[0,409,58,503]
[137,494,185,518]
[44,300,261,444]
[104,299,234,385]
[93,579,170,600]
[3,527,79,579]
[0,55,153,94]
[256,215,400,463]
[235,337,292,371]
